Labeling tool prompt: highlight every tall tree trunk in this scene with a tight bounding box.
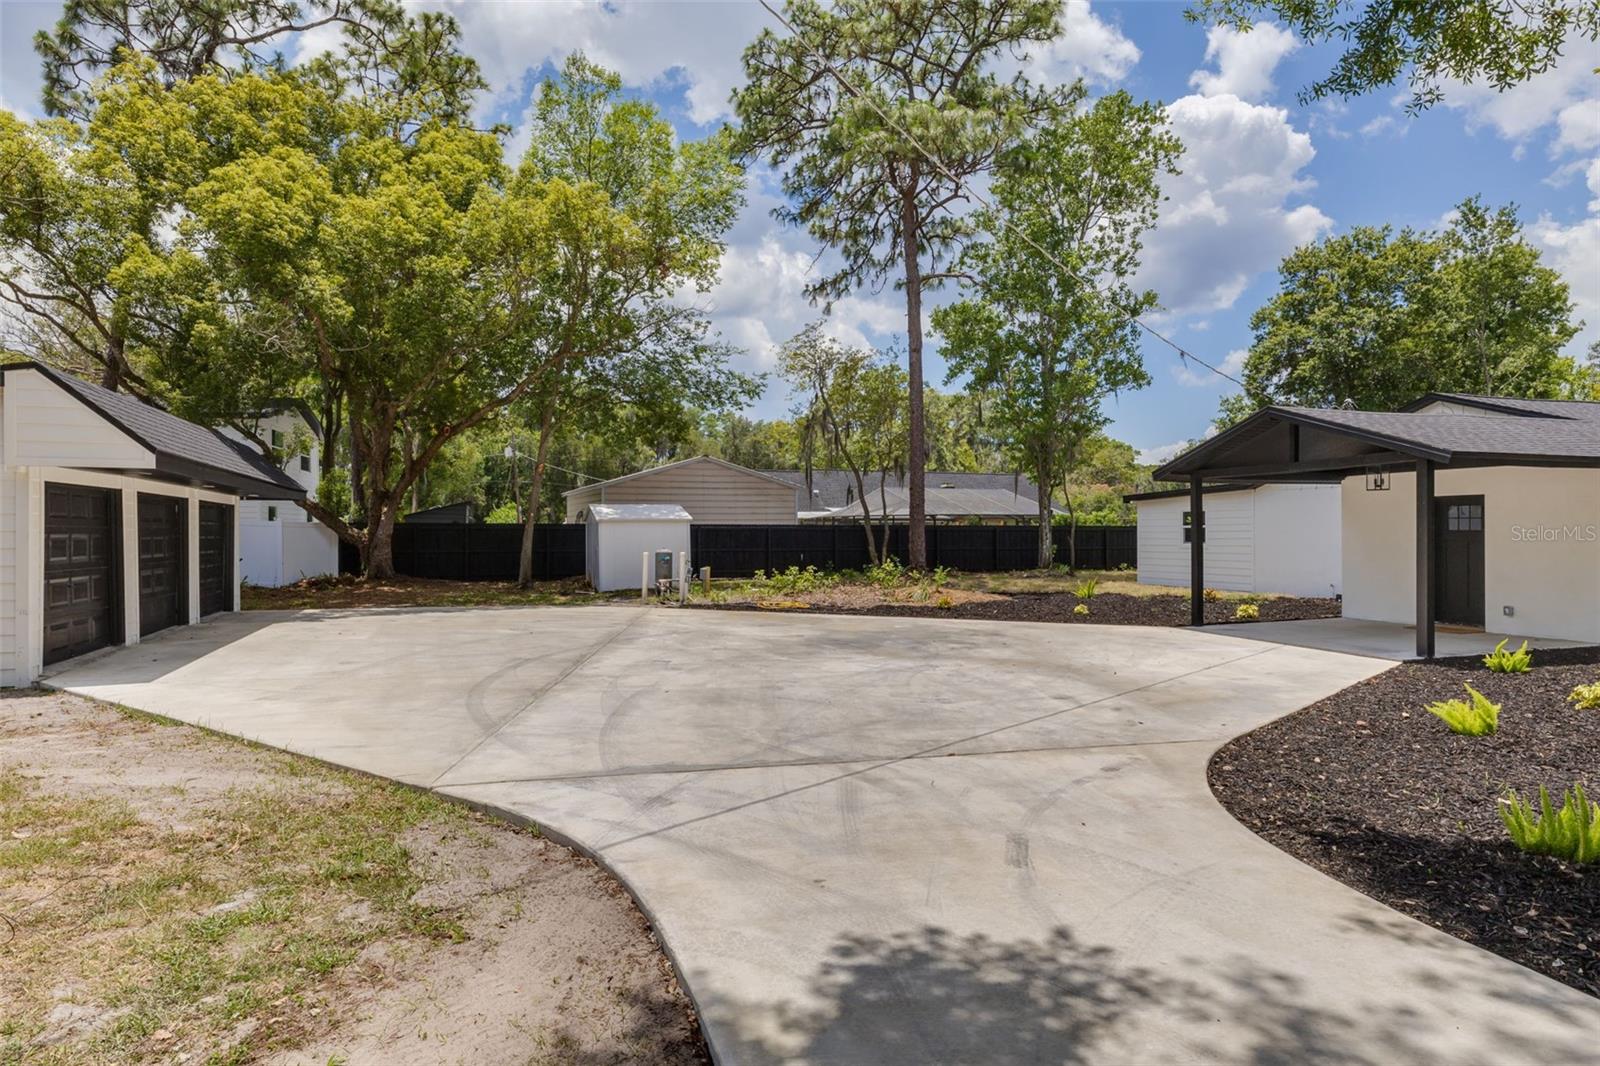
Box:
[365,492,399,579]
[517,399,557,588]
[348,411,367,523]
[900,174,927,570]
[1062,482,1078,572]
[1036,479,1053,569]
[849,467,879,566]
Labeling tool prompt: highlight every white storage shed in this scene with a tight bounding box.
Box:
[584,503,693,592]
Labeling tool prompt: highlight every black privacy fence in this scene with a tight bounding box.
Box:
[342,522,1135,581]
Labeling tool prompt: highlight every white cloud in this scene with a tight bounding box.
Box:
[1441,39,1600,154]
[1187,22,1298,103]
[1359,114,1403,138]
[1174,348,1246,387]
[1138,92,1332,316]
[1137,424,1218,465]
[1528,203,1600,357]
[1022,1,1141,87]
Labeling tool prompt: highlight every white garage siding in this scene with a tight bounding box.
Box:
[1342,466,1600,643]
[0,391,16,686]
[1135,484,1342,597]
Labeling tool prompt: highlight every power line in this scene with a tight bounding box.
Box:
[752,0,1269,402]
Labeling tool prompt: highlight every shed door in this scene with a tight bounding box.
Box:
[138,494,185,636]
[43,484,118,665]
[1434,496,1485,628]
[198,502,233,616]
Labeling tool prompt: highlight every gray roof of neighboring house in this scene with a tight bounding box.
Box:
[1,361,305,499]
[763,468,1041,509]
[807,485,1057,520]
[1402,392,1600,421]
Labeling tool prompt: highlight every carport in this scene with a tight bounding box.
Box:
[1155,394,1600,657]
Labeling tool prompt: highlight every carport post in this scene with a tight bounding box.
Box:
[1189,477,1204,627]
[1416,459,1436,659]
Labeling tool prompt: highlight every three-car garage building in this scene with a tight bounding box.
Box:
[1,362,304,687]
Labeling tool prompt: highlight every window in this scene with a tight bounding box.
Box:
[300,455,311,472]
[270,429,284,448]
[1182,509,1205,544]
[1446,503,1483,532]
[267,506,278,522]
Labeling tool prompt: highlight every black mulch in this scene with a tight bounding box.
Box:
[1210,645,1600,998]
[696,591,1341,626]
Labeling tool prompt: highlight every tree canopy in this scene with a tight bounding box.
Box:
[935,90,1177,566]
[1219,197,1585,422]
[733,0,1063,568]
[1188,0,1600,112]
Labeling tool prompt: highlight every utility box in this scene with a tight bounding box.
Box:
[583,503,693,592]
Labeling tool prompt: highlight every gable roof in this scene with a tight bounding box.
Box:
[809,485,1060,520]
[764,468,1041,509]
[1155,393,1600,483]
[562,455,800,496]
[1,362,305,499]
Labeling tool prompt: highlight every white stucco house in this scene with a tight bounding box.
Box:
[0,361,304,687]
[217,403,339,587]
[1127,483,1342,597]
[1155,392,1600,655]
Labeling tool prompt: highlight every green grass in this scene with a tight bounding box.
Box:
[0,710,496,1065]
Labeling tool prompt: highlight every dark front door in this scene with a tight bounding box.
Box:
[43,484,119,665]
[138,494,185,637]
[1434,495,1486,628]
[198,502,233,616]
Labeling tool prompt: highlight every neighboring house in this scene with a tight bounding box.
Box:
[217,404,338,588]
[801,485,1062,524]
[563,456,800,524]
[404,501,476,523]
[0,361,304,687]
[1155,392,1600,653]
[1126,484,1342,597]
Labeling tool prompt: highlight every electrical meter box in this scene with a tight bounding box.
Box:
[654,550,674,583]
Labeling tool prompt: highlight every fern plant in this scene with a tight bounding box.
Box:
[1234,603,1260,621]
[1568,682,1600,710]
[1483,638,1533,673]
[1425,684,1501,736]
[1500,783,1600,864]
[1072,603,1090,616]
[1073,578,1099,599]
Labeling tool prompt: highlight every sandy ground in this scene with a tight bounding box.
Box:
[0,689,705,1065]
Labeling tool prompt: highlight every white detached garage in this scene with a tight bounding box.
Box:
[1,362,304,687]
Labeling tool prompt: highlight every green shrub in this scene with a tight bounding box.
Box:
[1500,783,1600,864]
[1202,587,1221,603]
[1073,578,1099,599]
[1233,603,1260,620]
[864,558,905,589]
[752,565,834,596]
[1568,682,1600,710]
[930,565,952,588]
[1424,684,1501,736]
[1482,638,1533,674]
[935,593,954,609]
[1072,603,1090,616]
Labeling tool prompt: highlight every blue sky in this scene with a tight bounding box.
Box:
[3,1,1597,461]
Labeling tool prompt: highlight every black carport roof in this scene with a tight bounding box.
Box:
[1154,396,1600,484]
[1,362,305,499]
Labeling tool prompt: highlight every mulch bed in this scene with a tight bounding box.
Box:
[696,591,1341,627]
[1210,645,1600,998]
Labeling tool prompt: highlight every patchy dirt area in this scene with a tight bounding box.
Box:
[243,575,606,611]
[1210,645,1600,999]
[0,690,705,1065]
[697,590,1340,627]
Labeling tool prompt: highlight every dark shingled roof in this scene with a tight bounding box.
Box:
[763,468,1041,509]
[2,362,304,499]
[1155,391,1600,481]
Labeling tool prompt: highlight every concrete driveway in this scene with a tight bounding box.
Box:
[48,607,1600,1065]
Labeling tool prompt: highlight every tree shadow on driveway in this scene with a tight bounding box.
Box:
[693,923,1596,1066]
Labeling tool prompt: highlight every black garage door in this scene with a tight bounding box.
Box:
[138,494,185,637]
[43,484,119,665]
[198,502,233,616]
